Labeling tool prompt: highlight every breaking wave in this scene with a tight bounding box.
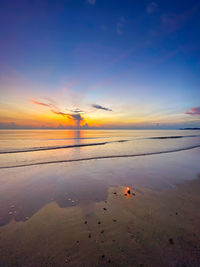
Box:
[0,140,128,154]
[1,144,200,169]
[147,135,200,140]
[1,134,200,154]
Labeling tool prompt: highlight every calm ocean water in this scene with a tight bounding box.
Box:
[0,129,200,169]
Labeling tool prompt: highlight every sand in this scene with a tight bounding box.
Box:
[0,176,200,267]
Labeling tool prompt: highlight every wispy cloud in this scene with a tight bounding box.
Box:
[30,99,57,110]
[30,99,50,107]
[186,107,200,116]
[60,81,79,96]
[146,2,157,14]
[161,13,185,33]
[70,108,84,113]
[92,104,112,111]
[116,16,125,35]
[31,99,84,127]
[160,5,199,35]
[86,0,96,5]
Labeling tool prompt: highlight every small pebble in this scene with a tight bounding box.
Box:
[98,221,101,224]
[124,194,127,196]
[88,233,91,238]
[132,193,135,196]
[113,219,117,222]
[84,221,87,224]
[176,212,178,215]
[169,238,174,245]
[101,255,105,259]
[113,192,117,195]
[103,208,107,211]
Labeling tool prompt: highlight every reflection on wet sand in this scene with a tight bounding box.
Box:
[0,145,200,266]
[0,148,200,227]
[0,174,108,226]
[0,177,200,267]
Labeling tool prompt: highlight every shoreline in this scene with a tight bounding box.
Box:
[1,144,200,170]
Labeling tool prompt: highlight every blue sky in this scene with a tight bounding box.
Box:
[0,0,200,129]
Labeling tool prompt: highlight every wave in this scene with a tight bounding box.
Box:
[1,144,200,170]
[0,139,129,154]
[0,134,200,154]
[0,142,108,154]
[148,135,200,140]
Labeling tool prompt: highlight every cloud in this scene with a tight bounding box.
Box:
[52,110,69,117]
[117,17,125,35]
[160,5,199,34]
[30,99,57,110]
[31,98,84,127]
[161,14,184,33]
[52,110,83,124]
[57,124,64,129]
[60,81,79,96]
[92,104,112,111]
[70,108,84,113]
[67,113,84,122]
[86,0,96,5]
[30,99,51,107]
[186,107,200,116]
[146,2,157,14]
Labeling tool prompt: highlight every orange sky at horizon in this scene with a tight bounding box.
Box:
[0,70,199,129]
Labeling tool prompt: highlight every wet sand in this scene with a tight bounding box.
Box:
[0,176,200,266]
[0,146,200,266]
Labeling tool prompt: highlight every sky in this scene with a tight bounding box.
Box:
[0,0,200,129]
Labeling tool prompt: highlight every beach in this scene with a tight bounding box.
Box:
[0,130,200,266]
[1,0,200,265]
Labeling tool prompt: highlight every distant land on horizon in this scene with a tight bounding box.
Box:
[180,128,200,130]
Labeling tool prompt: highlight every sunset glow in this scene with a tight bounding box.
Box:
[0,0,200,129]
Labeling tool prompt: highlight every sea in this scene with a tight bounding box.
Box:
[0,129,200,169]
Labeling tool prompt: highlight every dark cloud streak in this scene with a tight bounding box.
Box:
[92,104,112,111]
